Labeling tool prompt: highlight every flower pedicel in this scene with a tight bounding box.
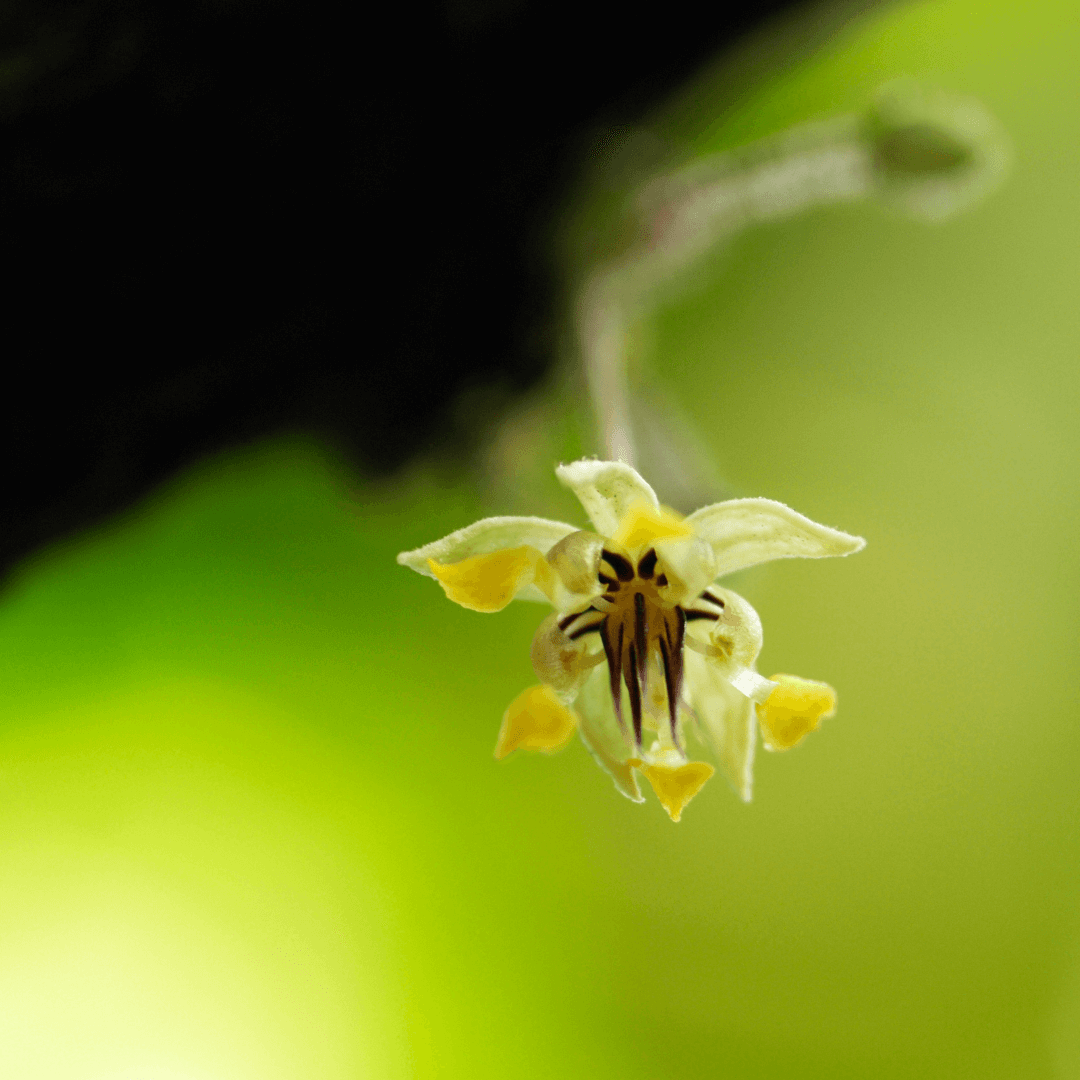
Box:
[397,460,864,821]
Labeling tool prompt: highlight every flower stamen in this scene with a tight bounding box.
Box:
[591,554,699,747]
[683,609,721,622]
[633,592,648,686]
[601,550,636,582]
[600,619,625,728]
[637,548,659,578]
[624,640,644,744]
[658,635,680,746]
[558,607,596,631]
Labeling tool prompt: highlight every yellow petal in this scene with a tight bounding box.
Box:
[495,685,578,760]
[634,759,715,822]
[427,547,538,612]
[610,499,692,551]
[757,674,837,751]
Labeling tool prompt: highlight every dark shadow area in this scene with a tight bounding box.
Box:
[1,0,838,577]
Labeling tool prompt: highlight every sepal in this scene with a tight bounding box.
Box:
[398,516,577,585]
[686,498,865,578]
[556,459,660,537]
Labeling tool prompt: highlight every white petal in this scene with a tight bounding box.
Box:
[684,650,757,802]
[397,516,578,581]
[574,665,644,803]
[686,498,865,578]
[555,459,660,537]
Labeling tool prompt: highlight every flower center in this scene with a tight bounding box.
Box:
[597,547,684,748]
[559,548,729,748]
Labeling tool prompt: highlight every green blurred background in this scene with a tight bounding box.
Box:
[5,0,1080,1075]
